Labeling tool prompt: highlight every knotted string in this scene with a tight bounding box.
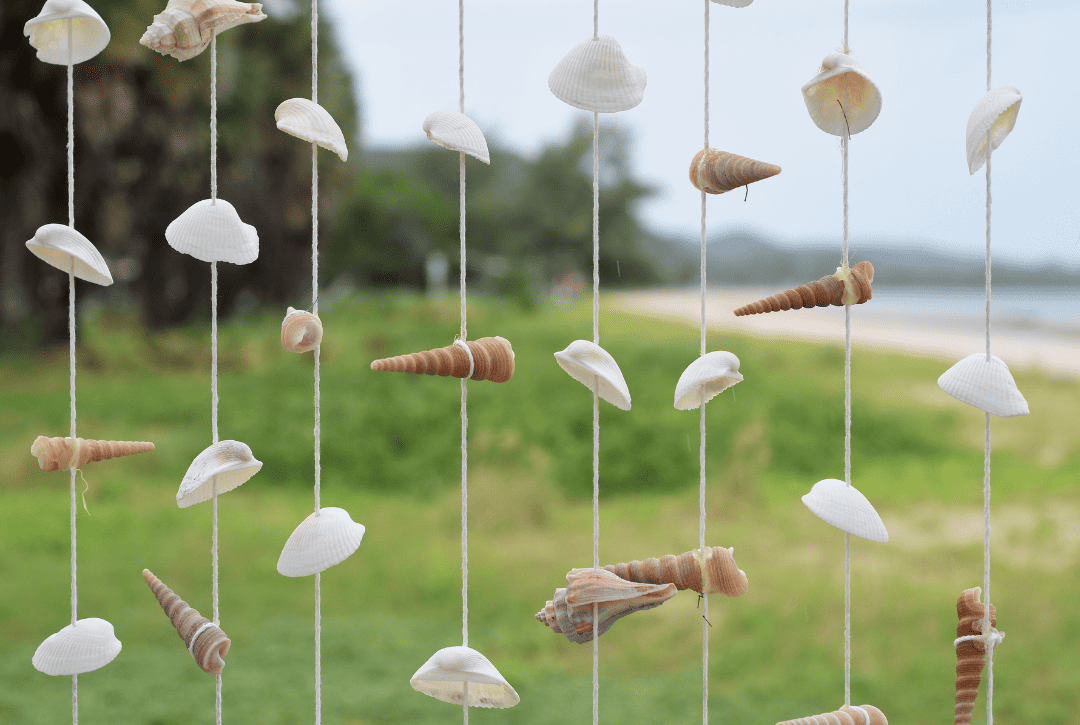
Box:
[66,21,78,724]
[208,33,223,725]
[458,6,470,725]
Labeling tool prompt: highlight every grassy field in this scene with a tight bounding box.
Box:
[1,291,1078,724]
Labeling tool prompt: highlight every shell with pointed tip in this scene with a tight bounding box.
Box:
[966,86,1022,175]
[31,436,155,471]
[801,478,888,542]
[140,0,265,61]
[548,34,647,113]
[689,148,780,194]
[281,307,323,353]
[176,440,262,508]
[143,569,231,675]
[371,337,514,383]
[777,704,888,725]
[24,0,110,65]
[275,98,348,162]
[801,53,882,136]
[603,547,747,596]
[423,111,490,164]
[674,351,742,410]
[956,587,997,725]
[734,261,874,315]
[32,618,122,675]
[25,224,113,286]
[536,568,675,643]
[277,507,365,577]
[554,340,631,410]
[938,353,1028,418]
[410,646,519,708]
[166,199,258,264]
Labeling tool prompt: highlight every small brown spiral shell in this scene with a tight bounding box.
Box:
[689,148,781,194]
[602,547,747,597]
[30,436,155,471]
[280,307,323,353]
[955,587,997,725]
[142,569,231,675]
[733,260,874,316]
[370,336,514,383]
[777,704,888,725]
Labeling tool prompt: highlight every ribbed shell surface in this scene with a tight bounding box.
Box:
[143,569,231,675]
[548,34,647,113]
[371,337,514,383]
[801,478,889,542]
[955,587,997,725]
[410,646,519,708]
[733,261,873,316]
[674,351,743,410]
[965,86,1022,175]
[277,507,365,577]
[24,0,110,64]
[32,618,122,675]
[176,440,262,508]
[937,352,1029,418]
[801,53,882,136]
[165,198,259,264]
[603,547,747,596]
[689,148,781,194]
[25,224,113,286]
[275,98,349,162]
[423,111,490,164]
[31,436,155,471]
[554,339,631,410]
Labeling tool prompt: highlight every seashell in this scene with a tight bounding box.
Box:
[140,0,266,62]
[674,351,743,410]
[275,98,348,162]
[603,546,747,596]
[553,340,631,410]
[548,34,647,113]
[955,587,998,725]
[937,352,1029,418]
[423,111,490,164]
[777,704,888,725]
[536,568,675,643]
[410,645,519,708]
[802,53,882,136]
[277,507,365,577]
[801,478,888,543]
[23,0,110,65]
[689,148,780,195]
[176,440,262,508]
[32,618,122,676]
[712,0,754,6]
[966,86,1021,175]
[734,260,874,316]
[142,569,230,675]
[31,436,155,472]
[281,307,323,353]
[370,336,514,383]
[25,224,113,286]
[166,198,258,265]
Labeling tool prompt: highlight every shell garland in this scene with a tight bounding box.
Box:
[602,546,747,597]
[31,436,155,471]
[733,260,874,316]
[143,569,231,675]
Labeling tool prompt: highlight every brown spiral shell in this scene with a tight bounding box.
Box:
[777,704,888,725]
[733,260,874,316]
[955,587,998,725]
[142,569,231,675]
[689,148,781,194]
[370,336,514,383]
[602,546,747,597]
[535,569,675,643]
[280,307,323,353]
[31,436,155,471]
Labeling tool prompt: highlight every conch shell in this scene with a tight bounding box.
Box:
[603,546,747,597]
[955,587,1000,725]
[777,704,888,725]
[281,307,323,353]
[370,337,514,383]
[733,260,874,316]
[140,0,266,61]
[31,436,154,471]
[535,568,675,643]
[689,148,780,195]
[142,569,231,675]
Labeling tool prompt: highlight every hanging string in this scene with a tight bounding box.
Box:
[699,3,710,724]
[66,21,78,724]
[590,105,601,725]
[457,24,470,725]
[210,35,217,204]
[982,2,995,721]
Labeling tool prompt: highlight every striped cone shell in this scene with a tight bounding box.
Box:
[603,547,747,597]
[777,704,888,725]
[689,148,781,195]
[955,587,997,725]
[143,569,231,675]
[370,336,514,383]
[31,436,155,471]
[535,569,675,643]
[734,260,873,316]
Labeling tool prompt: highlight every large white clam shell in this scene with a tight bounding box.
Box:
[410,646,519,709]
[966,86,1022,175]
[548,34,647,113]
[176,440,262,508]
[24,0,110,65]
[938,352,1029,417]
[554,340,631,410]
[801,52,882,136]
[277,507,365,577]
[422,111,490,164]
[674,351,743,410]
[802,478,888,543]
[32,618,122,675]
[25,224,113,286]
[166,198,258,265]
[275,98,348,162]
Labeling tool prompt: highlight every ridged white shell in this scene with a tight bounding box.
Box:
[711,0,753,5]
[674,351,743,410]
[966,86,1022,175]
[277,507,365,577]
[166,199,258,265]
[176,440,262,508]
[410,646,519,709]
[274,98,348,162]
[23,0,110,65]
[802,478,888,543]
[422,111,490,164]
[938,352,1029,417]
[548,34,647,113]
[25,224,113,286]
[801,53,882,136]
[32,618,122,675]
[554,340,631,410]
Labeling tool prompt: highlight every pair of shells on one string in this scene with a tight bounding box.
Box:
[167,199,259,264]
[938,353,1029,418]
[140,0,266,62]
[674,351,742,410]
[26,224,113,286]
[689,148,780,195]
[277,507,365,577]
[143,569,231,675]
[281,307,323,353]
[275,99,349,162]
[734,260,874,316]
[955,587,1001,725]
[536,569,676,643]
[423,111,490,164]
[966,87,1022,175]
[549,34,647,113]
[802,53,882,136]
[24,0,110,65]
[410,646,519,708]
[777,704,888,725]
[371,337,515,383]
[31,436,155,472]
[802,478,888,543]
[554,340,631,410]
[176,440,262,508]
[603,546,748,597]
[32,618,122,676]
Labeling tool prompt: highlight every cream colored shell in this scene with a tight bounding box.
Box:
[140,0,266,62]
[554,340,631,410]
[277,507,365,577]
[712,0,753,5]
[674,351,742,410]
[966,86,1021,175]
[937,352,1029,418]
[275,98,348,162]
[176,440,262,508]
[166,198,259,264]
[280,307,323,353]
[24,0,110,65]
[801,52,882,136]
[25,224,113,286]
[410,646,519,708]
[32,618,122,676]
[422,111,490,164]
[548,34,647,113]
[801,478,888,542]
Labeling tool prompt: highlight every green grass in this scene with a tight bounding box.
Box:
[1,291,1078,724]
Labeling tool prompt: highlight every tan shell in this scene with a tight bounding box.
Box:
[143,569,230,675]
[689,148,780,195]
[734,260,874,316]
[603,546,747,597]
[140,0,265,62]
[955,587,998,725]
[535,569,675,643]
[778,704,888,725]
[280,307,322,353]
[370,336,514,383]
[31,436,154,471]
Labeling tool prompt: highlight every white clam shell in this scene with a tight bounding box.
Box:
[176,440,262,508]
[938,352,1029,418]
[711,0,753,5]
[966,86,1022,175]
[32,618,122,675]
[801,53,882,136]
[25,224,113,286]
[802,478,888,543]
[548,34,647,113]
[277,507,365,577]
[275,98,348,162]
[674,351,743,410]
[24,0,110,65]
[422,111,490,164]
[410,646,519,709]
[554,340,631,410]
[166,198,259,264]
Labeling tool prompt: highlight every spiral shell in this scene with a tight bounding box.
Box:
[689,148,780,195]
[30,436,155,471]
[955,587,998,725]
[371,336,514,383]
[777,704,888,725]
[142,569,230,675]
[281,307,323,353]
[733,260,873,316]
[535,568,676,643]
[140,0,265,61]
[603,546,747,597]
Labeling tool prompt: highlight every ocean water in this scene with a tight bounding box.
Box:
[870,285,1080,335]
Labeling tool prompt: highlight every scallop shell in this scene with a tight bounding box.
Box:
[281,307,323,353]
[955,587,998,725]
[937,352,1029,418]
[410,646,519,709]
[274,98,348,162]
[32,618,122,676]
[143,569,230,675]
[536,568,675,643]
[31,436,155,471]
[777,704,888,725]
[371,337,514,383]
[554,340,631,410]
[966,86,1022,175]
[603,546,747,596]
[548,34,647,113]
[801,52,882,136]
[140,0,266,62]
[801,478,888,543]
[674,351,743,410]
[166,198,258,264]
[277,507,365,577]
[422,111,490,164]
[176,440,262,508]
[689,148,780,195]
[25,224,113,286]
[24,0,110,65]
[734,261,874,316]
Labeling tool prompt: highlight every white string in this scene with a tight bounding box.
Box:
[67,21,74,229]
[210,35,217,204]
[840,60,853,705]
[843,0,850,53]
[700,4,710,724]
[591,109,601,725]
[67,22,78,724]
[458,0,469,675]
[310,3,323,724]
[984,0,994,719]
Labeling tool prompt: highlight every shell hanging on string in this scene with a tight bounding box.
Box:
[32,618,122,676]
[535,568,675,643]
[603,546,747,596]
[25,224,113,286]
[410,646,519,708]
[966,86,1021,175]
[166,199,259,265]
[801,478,889,543]
[140,0,266,61]
[777,704,889,725]
[277,507,365,577]
[142,569,231,675]
[31,436,155,472]
[955,587,999,725]
[548,34,647,113]
[733,260,874,316]
[801,53,882,136]
[423,111,490,164]
[370,336,515,383]
[274,98,349,162]
[554,340,631,410]
[24,0,110,65]
[280,307,323,353]
[937,352,1029,418]
[176,440,262,508]
[711,0,754,6]
[674,351,743,410]
[689,148,780,195]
